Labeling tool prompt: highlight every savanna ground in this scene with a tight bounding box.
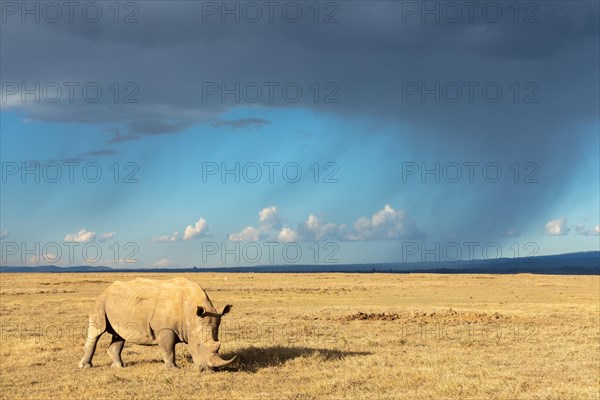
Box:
[0,273,598,400]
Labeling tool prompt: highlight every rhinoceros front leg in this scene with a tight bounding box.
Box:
[107,334,126,368]
[157,330,178,368]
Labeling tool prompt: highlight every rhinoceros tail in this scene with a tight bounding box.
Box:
[89,293,109,332]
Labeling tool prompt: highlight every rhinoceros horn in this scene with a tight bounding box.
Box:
[208,353,237,369]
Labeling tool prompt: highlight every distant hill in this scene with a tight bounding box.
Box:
[0,265,113,273]
[1,251,598,275]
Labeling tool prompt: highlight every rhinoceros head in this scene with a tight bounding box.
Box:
[189,304,236,371]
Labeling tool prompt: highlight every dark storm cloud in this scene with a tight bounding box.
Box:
[128,120,193,135]
[1,1,598,242]
[103,128,141,143]
[79,149,119,157]
[2,2,597,125]
[16,150,117,166]
[19,156,85,168]
[108,134,140,143]
[211,118,270,130]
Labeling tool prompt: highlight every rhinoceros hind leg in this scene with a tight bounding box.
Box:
[157,330,178,368]
[107,334,126,368]
[79,313,106,368]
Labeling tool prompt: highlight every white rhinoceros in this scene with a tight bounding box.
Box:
[78,277,236,371]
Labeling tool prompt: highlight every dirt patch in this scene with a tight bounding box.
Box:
[206,286,369,294]
[338,309,510,323]
[50,280,111,285]
[1,289,76,296]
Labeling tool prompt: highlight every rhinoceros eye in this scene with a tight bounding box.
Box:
[196,306,206,317]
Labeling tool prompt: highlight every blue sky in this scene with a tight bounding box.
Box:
[1,1,599,268]
[1,107,598,268]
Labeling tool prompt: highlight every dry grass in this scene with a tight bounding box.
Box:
[0,273,598,399]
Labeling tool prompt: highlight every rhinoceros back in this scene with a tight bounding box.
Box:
[100,278,202,345]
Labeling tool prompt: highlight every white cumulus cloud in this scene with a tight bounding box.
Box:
[229,206,281,241]
[544,217,569,236]
[575,224,587,236]
[153,218,211,243]
[544,217,599,236]
[297,214,345,241]
[99,232,116,242]
[574,223,600,236]
[344,204,422,241]
[152,232,181,243]
[228,226,264,242]
[64,229,96,242]
[183,218,210,240]
[229,205,421,242]
[278,227,301,242]
[151,258,183,268]
[258,206,282,229]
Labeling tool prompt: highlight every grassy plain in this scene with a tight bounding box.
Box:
[0,273,598,399]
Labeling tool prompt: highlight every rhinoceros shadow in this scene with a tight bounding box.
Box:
[221,346,372,373]
[124,346,370,371]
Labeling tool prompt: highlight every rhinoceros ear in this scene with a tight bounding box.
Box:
[221,305,232,316]
[196,306,206,317]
